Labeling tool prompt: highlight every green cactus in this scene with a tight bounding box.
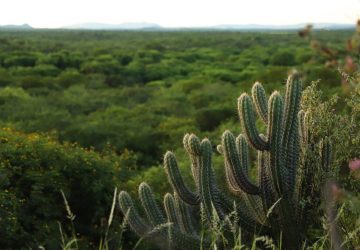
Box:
[118,73,332,249]
[118,186,209,250]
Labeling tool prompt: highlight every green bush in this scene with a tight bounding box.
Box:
[270,49,296,66]
[0,128,132,249]
[305,66,342,89]
[3,54,38,68]
[195,106,234,131]
[300,82,360,246]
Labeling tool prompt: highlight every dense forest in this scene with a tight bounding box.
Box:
[0,29,359,249]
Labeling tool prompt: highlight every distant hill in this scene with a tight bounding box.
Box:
[0,24,33,30]
[61,22,355,31]
[210,23,355,30]
[0,22,354,31]
[62,22,162,30]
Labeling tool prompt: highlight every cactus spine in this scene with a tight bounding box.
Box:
[118,73,332,249]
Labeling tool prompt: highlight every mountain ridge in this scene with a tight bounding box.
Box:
[0,24,33,30]
[61,22,355,30]
[0,22,355,31]
[62,22,162,30]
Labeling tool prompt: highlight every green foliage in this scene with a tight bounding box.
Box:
[0,30,350,166]
[195,106,233,131]
[301,82,360,169]
[2,53,38,67]
[305,66,342,89]
[298,82,360,247]
[270,49,296,66]
[0,128,133,248]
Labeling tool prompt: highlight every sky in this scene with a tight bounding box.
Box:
[0,0,359,28]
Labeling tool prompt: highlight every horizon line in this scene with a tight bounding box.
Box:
[0,21,357,29]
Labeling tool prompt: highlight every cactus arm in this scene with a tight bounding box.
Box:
[258,151,276,212]
[118,191,151,236]
[119,191,172,249]
[119,191,209,250]
[283,130,300,198]
[257,150,280,237]
[164,193,181,227]
[218,144,242,194]
[283,74,302,145]
[224,160,243,195]
[273,76,304,250]
[183,134,201,188]
[217,190,268,233]
[282,74,302,197]
[174,193,198,236]
[267,91,285,195]
[199,138,221,221]
[298,110,308,146]
[221,144,246,195]
[201,140,264,233]
[124,188,208,250]
[236,134,250,173]
[164,151,200,205]
[204,141,251,223]
[199,139,237,220]
[222,130,260,195]
[164,192,197,236]
[184,133,202,156]
[183,133,190,150]
[238,93,269,151]
[219,145,269,230]
[139,182,167,226]
[251,82,268,123]
[140,185,209,249]
[242,193,266,224]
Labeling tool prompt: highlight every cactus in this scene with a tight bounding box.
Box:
[118,73,332,249]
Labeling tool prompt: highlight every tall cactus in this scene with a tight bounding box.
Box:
[118,73,332,249]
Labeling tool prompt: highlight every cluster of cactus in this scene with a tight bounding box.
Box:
[118,73,331,249]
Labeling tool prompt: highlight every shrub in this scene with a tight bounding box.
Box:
[195,106,234,131]
[270,50,296,66]
[0,128,132,249]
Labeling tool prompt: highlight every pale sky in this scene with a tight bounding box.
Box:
[0,0,359,28]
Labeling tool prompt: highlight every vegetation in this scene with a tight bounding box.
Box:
[118,73,359,249]
[0,128,137,249]
[0,29,359,249]
[0,30,350,166]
